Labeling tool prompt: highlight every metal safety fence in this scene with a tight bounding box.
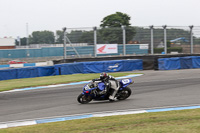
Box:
[4,26,200,60]
[63,26,200,57]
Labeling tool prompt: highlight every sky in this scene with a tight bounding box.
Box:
[0,0,200,38]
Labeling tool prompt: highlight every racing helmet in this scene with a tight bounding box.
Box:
[100,72,108,80]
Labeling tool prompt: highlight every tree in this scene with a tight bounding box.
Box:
[56,30,91,44]
[78,31,93,44]
[56,30,105,44]
[30,30,55,44]
[55,30,63,44]
[99,12,136,44]
[100,12,131,27]
[79,30,105,44]
[67,30,83,43]
[15,37,27,46]
[132,27,192,47]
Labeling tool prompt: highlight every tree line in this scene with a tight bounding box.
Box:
[16,12,135,45]
[16,12,200,46]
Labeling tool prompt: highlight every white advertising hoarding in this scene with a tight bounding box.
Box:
[97,44,118,54]
[0,38,15,46]
[139,44,149,49]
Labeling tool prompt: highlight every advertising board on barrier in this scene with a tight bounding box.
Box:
[139,44,149,49]
[97,44,118,54]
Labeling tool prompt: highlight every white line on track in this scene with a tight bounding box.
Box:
[1,104,200,129]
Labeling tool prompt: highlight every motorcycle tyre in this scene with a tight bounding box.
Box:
[77,94,92,104]
[117,87,132,100]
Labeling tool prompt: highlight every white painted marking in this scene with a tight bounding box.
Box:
[7,121,37,128]
[10,64,24,68]
[0,89,22,94]
[35,62,47,66]
[93,110,147,117]
[0,124,8,129]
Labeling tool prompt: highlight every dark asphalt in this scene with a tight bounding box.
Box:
[0,69,200,123]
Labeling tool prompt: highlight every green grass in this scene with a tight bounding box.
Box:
[0,72,138,92]
[1,108,200,133]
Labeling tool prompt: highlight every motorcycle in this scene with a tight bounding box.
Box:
[77,79,133,104]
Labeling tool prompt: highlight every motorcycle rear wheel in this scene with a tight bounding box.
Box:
[77,94,92,104]
[117,87,132,100]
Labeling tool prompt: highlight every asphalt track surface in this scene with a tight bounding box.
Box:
[0,69,200,123]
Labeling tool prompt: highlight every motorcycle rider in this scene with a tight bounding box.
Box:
[92,72,119,101]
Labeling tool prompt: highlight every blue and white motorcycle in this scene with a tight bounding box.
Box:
[77,79,133,104]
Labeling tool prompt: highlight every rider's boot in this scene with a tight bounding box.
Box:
[109,89,117,101]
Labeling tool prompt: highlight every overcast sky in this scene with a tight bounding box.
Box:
[0,0,200,38]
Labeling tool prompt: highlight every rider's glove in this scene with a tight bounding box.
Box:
[105,82,109,86]
[98,90,106,95]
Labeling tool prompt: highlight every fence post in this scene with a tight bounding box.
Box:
[150,25,154,54]
[63,27,67,59]
[122,25,126,55]
[26,23,29,46]
[26,23,30,57]
[189,25,194,54]
[163,25,167,54]
[93,27,97,57]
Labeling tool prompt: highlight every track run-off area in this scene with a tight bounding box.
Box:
[0,69,200,127]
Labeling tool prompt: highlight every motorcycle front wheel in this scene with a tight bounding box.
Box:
[77,94,92,104]
[117,87,132,100]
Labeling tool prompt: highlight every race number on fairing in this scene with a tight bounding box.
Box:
[121,79,131,84]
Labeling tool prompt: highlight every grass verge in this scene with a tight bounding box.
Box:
[0,72,139,92]
[1,108,200,133]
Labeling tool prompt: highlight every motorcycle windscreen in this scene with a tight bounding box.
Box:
[98,82,106,91]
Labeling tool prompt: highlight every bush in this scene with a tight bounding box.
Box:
[154,47,182,54]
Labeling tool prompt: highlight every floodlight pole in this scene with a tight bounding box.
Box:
[26,23,30,57]
[26,23,29,46]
